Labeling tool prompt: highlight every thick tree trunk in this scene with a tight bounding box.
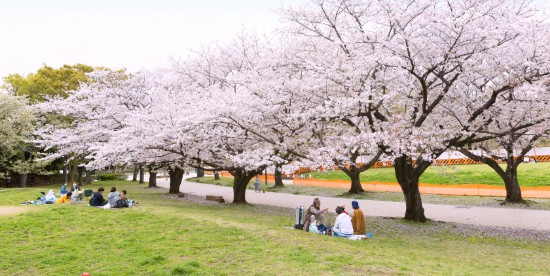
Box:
[339,162,364,194]
[214,171,220,180]
[274,163,284,188]
[132,165,139,181]
[139,164,145,184]
[148,165,157,188]
[504,160,523,202]
[458,147,524,203]
[85,169,92,184]
[344,165,364,194]
[168,166,184,194]
[394,156,427,222]
[69,163,77,184]
[77,166,85,186]
[230,169,258,203]
[20,174,27,188]
[62,164,68,185]
[197,168,205,177]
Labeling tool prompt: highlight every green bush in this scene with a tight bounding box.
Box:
[96,173,127,181]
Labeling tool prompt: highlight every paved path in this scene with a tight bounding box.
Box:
[156,178,550,232]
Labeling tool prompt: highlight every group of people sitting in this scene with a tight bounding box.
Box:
[303,198,366,238]
[89,186,135,208]
[28,184,136,209]
[56,182,84,203]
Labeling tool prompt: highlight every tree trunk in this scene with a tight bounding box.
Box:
[69,163,77,184]
[229,169,259,204]
[504,160,523,202]
[77,166,85,186]
[20,174,27,188]
[85,169,92,184]
[274,163,284,188]
[214,171,220,180]
[132,165,139,181]
[168,166,184,194]
[394,156,428,222]
[148,165,157,188]
[339,162,364,194]
[197,168,205,177]
[342,164,364,194]
[458,147,524,203]
[62,164,68,185]
[139,164,145,184]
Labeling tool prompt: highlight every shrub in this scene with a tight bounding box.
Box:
[96,173,126,181]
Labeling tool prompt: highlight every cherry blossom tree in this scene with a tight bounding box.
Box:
[282,0,550,221]
[457,82,550,203]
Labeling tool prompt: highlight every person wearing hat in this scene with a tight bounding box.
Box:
[332,206,354,237]
[351,200,366,235]
[337,202,349,215]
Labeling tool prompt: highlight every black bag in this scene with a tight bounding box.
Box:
[293,224,304,230]
[114,199,129,208]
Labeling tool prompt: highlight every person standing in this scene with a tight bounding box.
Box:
[351,200,366,235]
[254,176,261,193]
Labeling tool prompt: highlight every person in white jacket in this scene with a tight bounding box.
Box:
[332,206,354,237]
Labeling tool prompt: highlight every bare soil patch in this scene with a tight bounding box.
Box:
[0,206,31,216]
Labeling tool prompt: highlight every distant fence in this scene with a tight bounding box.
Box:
[218,171,550,199]
[293,147,550,173]
[293,178,550,199]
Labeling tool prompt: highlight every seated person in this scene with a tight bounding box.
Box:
[303,198,328,232]
[308,215,319,233]
[56,191,73,203]
[70,182,79,192]
[120,190,128,201]
[351,200,366,235]
[337,202,349,215]
[89,187,108,206]
[107,187,121,208]
[60,183,67,195]
[332,206,354,238]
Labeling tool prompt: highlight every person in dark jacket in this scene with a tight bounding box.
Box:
[89,187,108,206]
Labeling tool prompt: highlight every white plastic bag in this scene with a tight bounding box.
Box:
[45,190,56,202]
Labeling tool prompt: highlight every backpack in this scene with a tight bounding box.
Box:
[114,199,129,208]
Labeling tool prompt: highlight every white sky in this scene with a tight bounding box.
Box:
[0,0,309,78]
[1,0,548,80]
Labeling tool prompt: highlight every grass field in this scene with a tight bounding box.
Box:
[1,181,549,275]
[307,162,550,187]
[188,177,550,210]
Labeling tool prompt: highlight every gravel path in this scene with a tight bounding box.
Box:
[156,178,550,232]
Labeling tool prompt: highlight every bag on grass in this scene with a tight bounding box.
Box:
[114,199,129,208]
[293,224,304,230]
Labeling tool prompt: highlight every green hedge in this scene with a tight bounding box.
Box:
[96,173,127,181]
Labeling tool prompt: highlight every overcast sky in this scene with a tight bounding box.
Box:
[0,0,308,79]
[1,0,548,80]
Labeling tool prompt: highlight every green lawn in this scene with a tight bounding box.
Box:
[1,181,549,275]
[307,162,550,187]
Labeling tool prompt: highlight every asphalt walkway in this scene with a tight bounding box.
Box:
[155,178,550,231]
